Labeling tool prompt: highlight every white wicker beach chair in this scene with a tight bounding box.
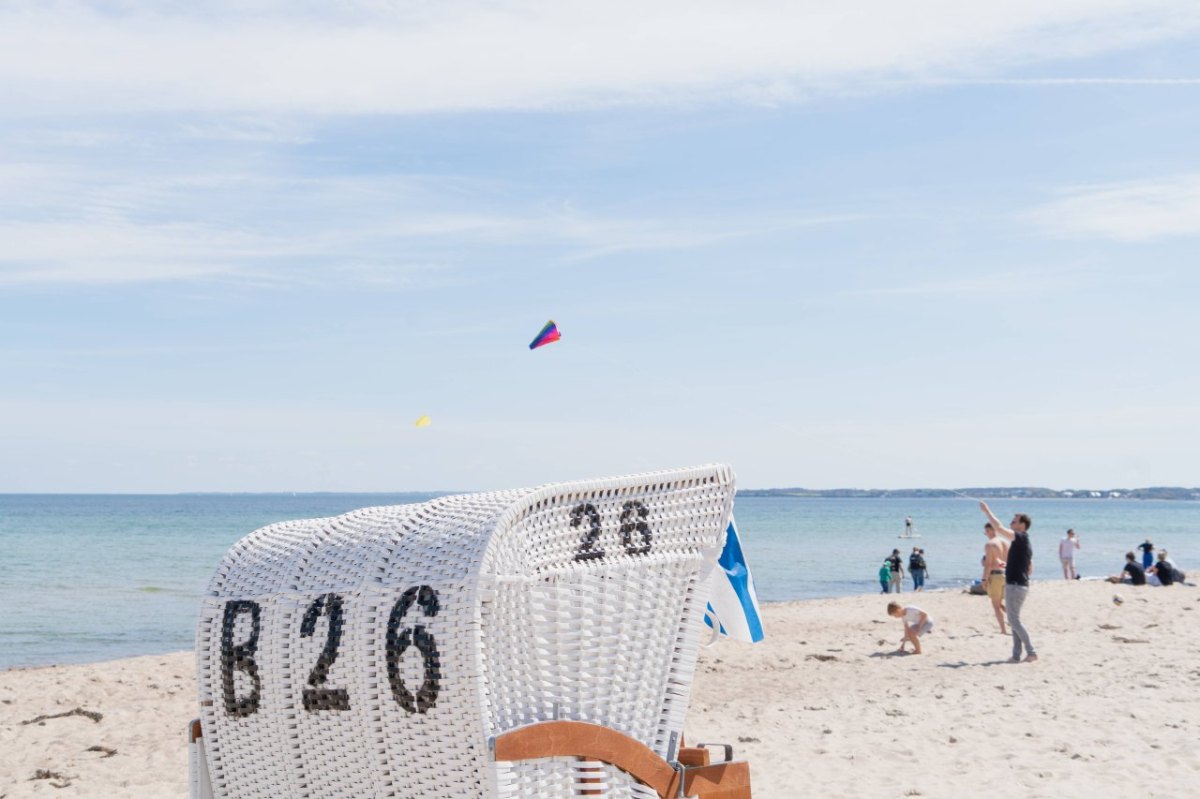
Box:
[189,464,751,798]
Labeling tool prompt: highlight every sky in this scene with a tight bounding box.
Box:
[2,1,1199,492]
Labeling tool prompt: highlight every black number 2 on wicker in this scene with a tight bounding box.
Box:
[574,501,653,561]
[571,502,605,561]
[299,593,351,712]
[385,585,441,714]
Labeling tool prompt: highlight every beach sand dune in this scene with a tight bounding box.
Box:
[2,581,1198,797]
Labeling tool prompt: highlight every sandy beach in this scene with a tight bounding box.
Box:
[2,580,1197,798]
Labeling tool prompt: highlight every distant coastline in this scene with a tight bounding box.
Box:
[738,486,1200,500]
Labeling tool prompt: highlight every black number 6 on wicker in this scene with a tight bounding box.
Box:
[385,585,441,714]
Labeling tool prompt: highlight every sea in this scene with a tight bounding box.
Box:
[1,493,1196,670]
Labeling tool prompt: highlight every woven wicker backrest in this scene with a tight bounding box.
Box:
[196,464,735,798]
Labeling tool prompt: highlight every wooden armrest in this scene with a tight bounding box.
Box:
[492,720,751,798]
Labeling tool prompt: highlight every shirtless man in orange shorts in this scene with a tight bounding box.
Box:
[982,522,1008,635]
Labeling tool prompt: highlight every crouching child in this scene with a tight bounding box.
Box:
[888,601,933,655]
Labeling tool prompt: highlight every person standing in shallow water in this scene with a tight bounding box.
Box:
[887,548,905,593]
[909,547,927,592]
[980,502,1037,663]
[1059,529,1080,580]
[1138,539,1155,571]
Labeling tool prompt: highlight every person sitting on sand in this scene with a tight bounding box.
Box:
[1160,551,1188,584]
[1107,552,1146,586]
[1147,551,1175,587]
[888,601,932,655]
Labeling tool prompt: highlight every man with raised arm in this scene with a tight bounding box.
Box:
[981,522,1008,635]
[979,502,1038,663]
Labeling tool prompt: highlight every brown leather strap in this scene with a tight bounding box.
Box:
[492,721,752,798]
[494,721,676,795]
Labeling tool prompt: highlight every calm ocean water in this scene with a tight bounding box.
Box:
[1,493,1196,669]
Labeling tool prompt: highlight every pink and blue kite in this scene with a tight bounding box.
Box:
[528,320,561,350]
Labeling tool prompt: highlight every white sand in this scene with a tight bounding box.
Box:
[3,580,1198,797]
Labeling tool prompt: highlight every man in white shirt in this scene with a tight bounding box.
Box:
[1058,529,1080,580]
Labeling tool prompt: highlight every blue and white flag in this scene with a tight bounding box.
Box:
[703,518,765,643]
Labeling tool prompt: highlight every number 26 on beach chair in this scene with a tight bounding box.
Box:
[189,464,760,798]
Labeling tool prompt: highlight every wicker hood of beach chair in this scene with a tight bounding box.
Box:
[194,464,745,798]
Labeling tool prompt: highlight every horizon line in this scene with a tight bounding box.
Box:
[1,485,1197,497]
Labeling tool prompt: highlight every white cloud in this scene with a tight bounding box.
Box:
[0,164,854,285]
[849,265,1116,297]
[562,213,863,261]
[1028,174,1200,241]
[0,1,1198,116]
[178,118,315,144]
